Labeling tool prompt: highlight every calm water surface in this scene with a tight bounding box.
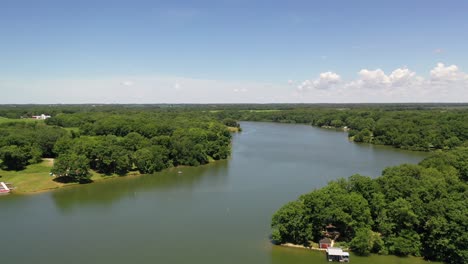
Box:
[0,122,436,264]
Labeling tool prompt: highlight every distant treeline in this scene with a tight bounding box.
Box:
[213,108,468,151]
[0,108,234,182]
[1,103,468,119]
[271,147,468,263]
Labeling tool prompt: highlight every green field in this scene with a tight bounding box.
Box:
[0,117,44,124]
[0,159,63,192]
[0,159,139,193]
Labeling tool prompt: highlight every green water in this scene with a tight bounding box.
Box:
[0,122,437,264]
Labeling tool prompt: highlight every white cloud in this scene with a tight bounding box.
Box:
[297,71,341,91]
[358,69,390,88]
[389,68,416,85]
[430,63,467,82]
[296,63,468,102]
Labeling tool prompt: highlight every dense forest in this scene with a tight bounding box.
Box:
[0,106,234,182]
[271,147,468,263]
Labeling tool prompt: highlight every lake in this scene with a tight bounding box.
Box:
[0,122,436,264]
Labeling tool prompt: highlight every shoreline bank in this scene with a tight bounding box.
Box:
[1,158,225,196]
[280,243,327,251]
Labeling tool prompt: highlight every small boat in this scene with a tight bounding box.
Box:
[0,182,12,194]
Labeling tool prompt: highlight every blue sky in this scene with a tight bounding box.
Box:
[1,0,467,103]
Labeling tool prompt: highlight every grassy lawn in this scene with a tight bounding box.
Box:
[0,117,45,124]
[0,159,64,193]
[0,158,138,193]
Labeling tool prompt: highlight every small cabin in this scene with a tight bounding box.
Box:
[326,247,349,262]
[319,237,332,249]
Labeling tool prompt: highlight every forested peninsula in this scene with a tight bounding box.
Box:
[260,105,468,263]
[0,106,235,192]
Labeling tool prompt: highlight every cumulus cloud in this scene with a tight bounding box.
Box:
[344,67,422,90]
[296,63,468,102]
[389,68,416,84]
[297,71,341,91]
[430,63,467,83]
[357,69,390,87]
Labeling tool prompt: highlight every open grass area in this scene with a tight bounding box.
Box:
[0,117,44,124]
[0,158,139,194]
[0,159,64,193]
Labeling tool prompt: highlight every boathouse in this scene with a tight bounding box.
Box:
[319,237,332,249]
[326,247,350,262]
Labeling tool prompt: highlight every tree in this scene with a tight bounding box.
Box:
[222,118,239,127]
[350,228,373,256]
[386,230,421,256]
[0,145,31,170]
[387,198,419,233]
[133,146,168,174]
[122,132,149,151]
[52,153,91,182]
[271,201,312,246]
[34,126,67,157]
[354,128,372,143]
[350,228,385,256]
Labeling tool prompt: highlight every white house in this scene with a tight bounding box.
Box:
[32,114,51,120]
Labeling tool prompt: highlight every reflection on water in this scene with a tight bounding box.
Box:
[51,160,229,212]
